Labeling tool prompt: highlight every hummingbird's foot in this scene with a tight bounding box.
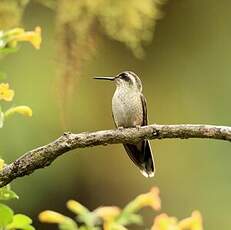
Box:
[117,126,124,130]
[135,125,141,130]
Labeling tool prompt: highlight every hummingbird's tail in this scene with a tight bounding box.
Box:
[123,140,155,177]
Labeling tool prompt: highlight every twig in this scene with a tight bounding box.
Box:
[0,124,231,187]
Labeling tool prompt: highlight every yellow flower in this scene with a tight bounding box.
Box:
[3,26,42,49]
[94,206,121,230]
[66,200,89,215]
[152,211,203,230]
[94,206,121,221]
[4,106,32,118]
[122,187,161,214]
[178,211,203,230]
[17,26,42,49]
[38,211,66,224]
[151,214,179,230]
[0,83,14,102]
[134,187,161,211]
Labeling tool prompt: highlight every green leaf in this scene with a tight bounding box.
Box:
[6,214,35,230]
[22,226,35,230]
[117,213,143,226]
[76,213,99,227]
[59,218,79,230]
[0,203,14,227]
[0,185,19,200]
[7,214,32,227]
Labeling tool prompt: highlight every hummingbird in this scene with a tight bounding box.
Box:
[94,71,155,177]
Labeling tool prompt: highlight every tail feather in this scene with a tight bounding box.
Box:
[123,140,155,177]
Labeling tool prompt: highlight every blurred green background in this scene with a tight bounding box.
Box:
[1,0,231,229]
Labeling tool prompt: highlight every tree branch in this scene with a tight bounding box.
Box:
[0,124,231,187]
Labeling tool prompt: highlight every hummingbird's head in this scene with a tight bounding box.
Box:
[94,71,142,91]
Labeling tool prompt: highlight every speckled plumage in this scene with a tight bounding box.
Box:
[94,71,155,177]
[112,87,143,128]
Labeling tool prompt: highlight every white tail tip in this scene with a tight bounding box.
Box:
[140,169,155,178]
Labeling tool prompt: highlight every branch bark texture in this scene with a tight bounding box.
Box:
[0,124,231,187]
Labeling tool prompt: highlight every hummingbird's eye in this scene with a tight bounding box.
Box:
[119,73,132,84]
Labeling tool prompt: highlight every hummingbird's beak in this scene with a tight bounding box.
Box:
[93,76,115,81]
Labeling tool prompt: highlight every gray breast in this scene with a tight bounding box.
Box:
[112,88,143,128]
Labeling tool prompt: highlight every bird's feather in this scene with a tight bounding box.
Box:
[140,93,148,126]
[123,93,155,177]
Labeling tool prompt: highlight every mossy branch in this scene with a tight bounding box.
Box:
[0,124,231,187]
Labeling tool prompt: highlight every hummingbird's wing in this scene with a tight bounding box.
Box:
[140,93,148,126]
[123,93,155,177]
